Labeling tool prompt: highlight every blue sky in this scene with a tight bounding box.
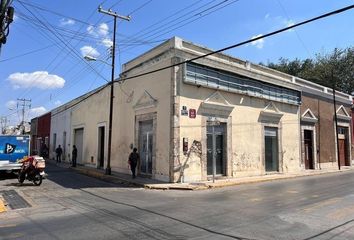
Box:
[1,0,353,126]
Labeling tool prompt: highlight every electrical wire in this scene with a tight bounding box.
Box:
[275,0,313,58]
[0,43,56,62]
[13,1,109,102]
[17,1,108,82]
[118,4,354,82]
[50,4,354,117]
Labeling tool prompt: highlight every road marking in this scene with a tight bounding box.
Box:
[1,233,25,239]
[303,197,342,212]
[327,205,354,220]
[250,198,263,202]
[0,224,17,228]
[287,190,298,194]
[0,198,6,213]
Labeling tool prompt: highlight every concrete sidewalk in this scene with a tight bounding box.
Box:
[49,160,354,190]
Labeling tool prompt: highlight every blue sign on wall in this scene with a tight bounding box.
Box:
[0,136,30,162]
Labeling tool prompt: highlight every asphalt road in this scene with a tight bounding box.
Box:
[1,164,354,240]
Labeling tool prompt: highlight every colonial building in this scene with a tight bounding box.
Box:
[49,85,107,162]
[45,37,352,183]
[109,37,302,182]
[297,79,352,169]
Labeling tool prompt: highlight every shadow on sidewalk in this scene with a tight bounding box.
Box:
[43,161,141,189]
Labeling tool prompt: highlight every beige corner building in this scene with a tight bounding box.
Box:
[75,36,301,183]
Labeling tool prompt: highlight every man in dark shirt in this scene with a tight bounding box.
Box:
[55,145,63,163]
[72,145,77,167]
[128,148,139,178]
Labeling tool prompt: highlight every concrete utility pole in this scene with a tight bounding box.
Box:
[98,6,130,175]
[17,98,31,135]
[0,116,9,134]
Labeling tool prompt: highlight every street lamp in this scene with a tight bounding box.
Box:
[84,53,114,175]
[84,55,111,66]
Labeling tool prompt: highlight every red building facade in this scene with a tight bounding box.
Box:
[31,112,51,157]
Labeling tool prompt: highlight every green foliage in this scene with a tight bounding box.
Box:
[266,47,354,94]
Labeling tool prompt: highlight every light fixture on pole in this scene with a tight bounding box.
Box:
[84,55,111,66]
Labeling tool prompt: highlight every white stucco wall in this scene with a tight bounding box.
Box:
[112,56,173,181]
[50,109,72,161]
[177,82,301,182]
[70,86,110,167]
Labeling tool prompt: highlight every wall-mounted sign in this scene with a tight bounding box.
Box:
[181,106,188,116]
[206,116,220,126]
[189,109,196,118]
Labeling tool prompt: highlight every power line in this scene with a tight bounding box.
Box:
[17,0,155,46]
[0,43,56,62]
[119,0,241,54]
[51,4,354,117]
[119,0,218,52]
[118,4,354,82]
[275,0,313,58]
[13,1,110,102]
[127,0,153,16]
[17,1,108,82]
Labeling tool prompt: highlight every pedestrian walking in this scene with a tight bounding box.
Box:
[55,145,63,163]
[128,148,139,178]
[72,145,77,167]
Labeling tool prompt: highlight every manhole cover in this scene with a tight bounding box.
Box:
[0,190,31,210]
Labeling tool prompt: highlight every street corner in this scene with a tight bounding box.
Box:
[0,198,7,213]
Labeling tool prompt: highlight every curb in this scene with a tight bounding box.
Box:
[51,161,354,191]
[72,167,145,188]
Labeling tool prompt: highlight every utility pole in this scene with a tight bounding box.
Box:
[17,98,31,135]
[0,116,9,134]
[0,0,14,51]
[98,6,130,175]
[332,70,341,170]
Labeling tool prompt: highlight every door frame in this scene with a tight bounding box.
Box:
[73,126,84,165]
[301,125,317,170]
[96,122,107,169]
[206,123,227,177]
[201,115,232,180]
[334,122,352,167]
[261,122,283,174]
[135,113,157,177]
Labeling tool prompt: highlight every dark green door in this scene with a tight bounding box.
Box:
[265,127,279,172]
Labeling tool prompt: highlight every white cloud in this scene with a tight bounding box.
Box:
[283,19,295,32]
[13,14,19,22]
[60,18,75,26]
[8,71,65,89]
[6,100,16,110]
[265,13,270,19]
[250,34,264,49]
[98,23,109,36]
[54,100,61,106]
[29,107,47,118]
[101,38,113,48]
[87,25,95,35]
[80,45,100,58]
[87,23,109,37]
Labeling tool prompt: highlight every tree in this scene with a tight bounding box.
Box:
[267,47,354,94]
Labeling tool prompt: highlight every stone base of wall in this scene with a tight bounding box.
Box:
[318,162,339,170]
